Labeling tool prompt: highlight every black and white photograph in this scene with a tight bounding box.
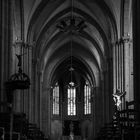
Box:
[0,0,140,140]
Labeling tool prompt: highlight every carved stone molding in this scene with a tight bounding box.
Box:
[13,38,35,49]
[122,36,130,43]
[114,36,132,47]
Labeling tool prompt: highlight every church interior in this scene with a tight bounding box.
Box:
[0,0,140,140]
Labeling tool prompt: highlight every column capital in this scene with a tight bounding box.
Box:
[114,36,132,46]
[120,35,131,43]
[13,37,35,49]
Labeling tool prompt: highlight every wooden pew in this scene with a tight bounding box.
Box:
[27,123,45,140]
[118,100,140,140]
[4,132,20,140]
[95,120,121,140]
[95,100,140,140]
[0,112,46,140]
[0,112,28,139]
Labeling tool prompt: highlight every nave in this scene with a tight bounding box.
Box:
[1,0,140,140]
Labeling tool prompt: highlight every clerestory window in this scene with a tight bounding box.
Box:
[84,82,91,115]
[53,82,59,115]
[67,82,76,116]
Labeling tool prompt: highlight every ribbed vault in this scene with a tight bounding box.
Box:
[14,0,122,137]
[24,0,118,82]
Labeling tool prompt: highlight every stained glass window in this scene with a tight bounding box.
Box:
[84,82,91,115]
[53,83,59,115]
[67,82,76,115]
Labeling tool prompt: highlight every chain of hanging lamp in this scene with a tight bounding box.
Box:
[56,0,86,87]
[69,0,74,87]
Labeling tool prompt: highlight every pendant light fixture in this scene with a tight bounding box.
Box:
[68,28,74,87]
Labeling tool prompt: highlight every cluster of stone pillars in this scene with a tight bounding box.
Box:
[113,36,133,110]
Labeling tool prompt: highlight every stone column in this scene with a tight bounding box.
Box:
[113,41,122,93]
[94,86,102,135]
[113,42,117,94]
[0,0,12,112]
[103,70,110,123]
[123,36,133,102]
[39,75,43,129]
[41,80,51,137]
[114,41,124,93]
[35,70,43,128]
[113,39,128,110]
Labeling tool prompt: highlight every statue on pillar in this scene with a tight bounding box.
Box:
[113,89,125,110]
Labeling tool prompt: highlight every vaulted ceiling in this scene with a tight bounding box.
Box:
[20,0,121,87]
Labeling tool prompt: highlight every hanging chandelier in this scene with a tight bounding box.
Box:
[57,0,81,88]
[56,0,87,33]
[67,25,79,89]
[68,66,75,88]
[67,28,75,88]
